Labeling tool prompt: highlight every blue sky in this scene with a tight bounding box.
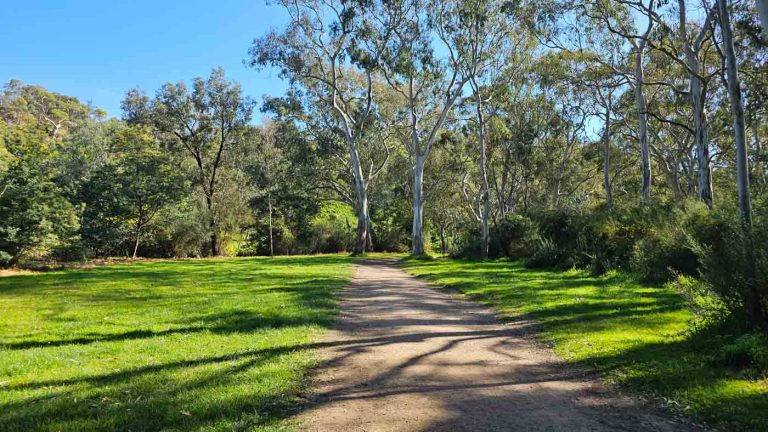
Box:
[1,0,290,120]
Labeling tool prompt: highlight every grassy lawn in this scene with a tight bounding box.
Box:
[401,258,768,432]
[0,255,354,432]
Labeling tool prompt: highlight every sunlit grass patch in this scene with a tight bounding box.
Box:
[0,255,354,432]
[401,257,768,431]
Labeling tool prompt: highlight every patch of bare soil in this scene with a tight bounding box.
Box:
[295,258,707,432]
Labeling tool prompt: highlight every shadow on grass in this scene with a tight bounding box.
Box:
[0,255,354,431]
[401,257,768,431]
[0,328,542,431]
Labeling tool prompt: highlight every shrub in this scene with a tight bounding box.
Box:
[630,200,714,282]
[694,198,768,329]
[452,226,484,258]
[496,213,539,258]
[714,333,768,372]
[525,239,563,268]
[307,202,355,253]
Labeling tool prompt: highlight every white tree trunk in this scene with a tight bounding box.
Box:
[718,0,752,225]
[476,97,490,259]
[635,46,652,202]
[679,0,714,207]
[347,137,370,255]
[411,155,426,255]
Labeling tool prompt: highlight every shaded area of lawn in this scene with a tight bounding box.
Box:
[0,255,354,432]
[401,258,768,432]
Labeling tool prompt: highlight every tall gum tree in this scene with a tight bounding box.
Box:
[371,0,468,255]
[457,0,511,258]
[250,0,394,255]
[587,0,656,203]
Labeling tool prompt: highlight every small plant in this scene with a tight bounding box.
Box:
[714,333,768,372]
[525,238,563,268]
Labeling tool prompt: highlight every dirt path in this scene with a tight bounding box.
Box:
[296,259,705,432]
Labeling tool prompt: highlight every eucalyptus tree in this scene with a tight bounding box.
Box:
[123,68,254,256]
[587,0,656,203]
[250,0,395,255]
[371,0,469,255]
[457,0,512,257]
[716,0,751,225]
[674,0,718,206]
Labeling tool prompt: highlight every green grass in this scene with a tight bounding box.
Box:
[0,255,354,432]
[401,257,768,431]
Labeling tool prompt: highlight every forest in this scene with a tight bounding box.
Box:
[2,0,768,430]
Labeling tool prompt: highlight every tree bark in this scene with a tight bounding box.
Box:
[268,192,274,257]
[718,0,752,226]
[635,45,652,203]
[206,195,218,256]
[411,155,426,255]
[679,0,714,207]
[603,96,613,207]
[354,191,370,255]
[344,130,370,255]
[476,95,491,259]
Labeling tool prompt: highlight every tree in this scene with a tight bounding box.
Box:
[81,126,184,258]
[0,130,78,266]
[250,0,393,255]
[126,68,254,256]
[458,0,511,257]
[372,0,469,254]
[717,0,752,225]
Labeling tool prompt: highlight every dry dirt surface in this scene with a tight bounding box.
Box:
[295,258,706,432]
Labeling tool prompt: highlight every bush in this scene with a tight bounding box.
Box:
[714,333,768,372]
[307,202,355,253]
[630,200,714,282]
[452,226,481,258]
[525,239,563,268]
[496,213,539,258]
[694,198,768,329]
[530,207,585,263]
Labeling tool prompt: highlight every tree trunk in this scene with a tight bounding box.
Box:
[354,191,370,255]
[692,89,714,207]
[347,138,369,256]
[718,0,752,226]
[719,0,764,328]
[411,155,426,255]
[635,45,652,203]
[206,195,218,256]
[476,98,490,259]
[132,234,140,259]
[603,96,613,207]
[439,225,447,254]
[268,192,274,257]
[679,0,714,207]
